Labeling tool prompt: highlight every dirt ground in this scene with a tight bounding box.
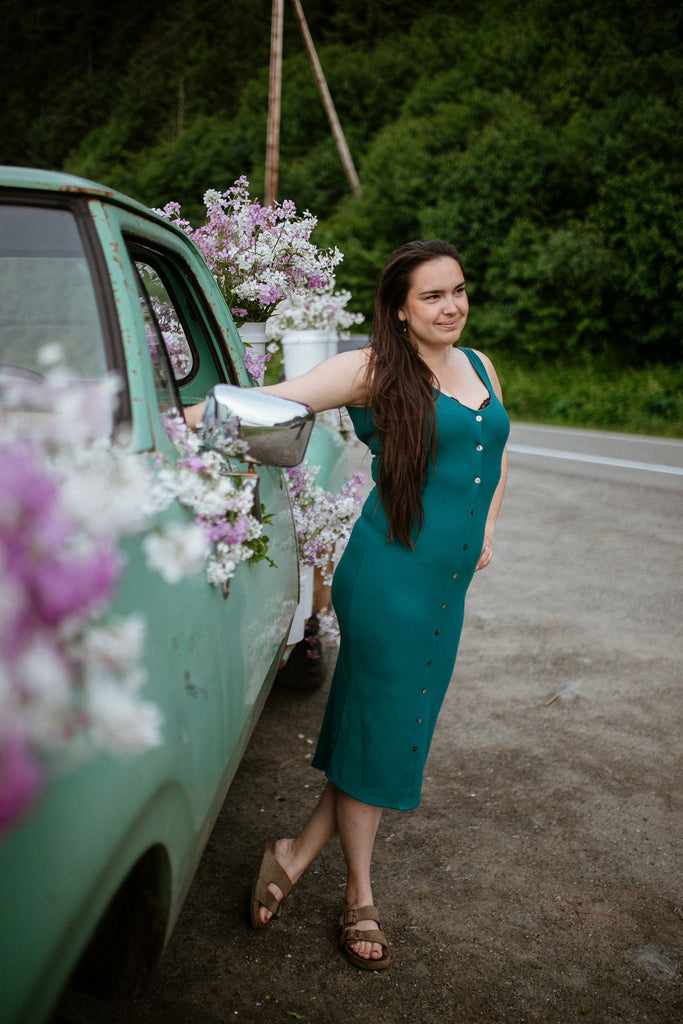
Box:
[62,446,681,1024]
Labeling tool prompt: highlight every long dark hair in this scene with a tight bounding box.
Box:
[367,239,464,547]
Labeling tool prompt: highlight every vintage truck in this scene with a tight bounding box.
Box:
[0,166,345,1024]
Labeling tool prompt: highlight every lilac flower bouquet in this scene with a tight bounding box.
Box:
[157,177,343,323]
[155,181,366,609]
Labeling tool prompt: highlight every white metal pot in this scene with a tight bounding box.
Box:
[281,329,335,379]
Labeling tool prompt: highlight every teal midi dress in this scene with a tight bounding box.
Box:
[311,348,510,811]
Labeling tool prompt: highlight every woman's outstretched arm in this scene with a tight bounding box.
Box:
[184,347,370,429]
[258,347,370,412]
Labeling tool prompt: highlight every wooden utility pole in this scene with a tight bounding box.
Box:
[265,0,284,205]
[290,0,361,197]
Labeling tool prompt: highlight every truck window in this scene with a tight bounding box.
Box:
[129,243,236,416]
[0,203,107,378]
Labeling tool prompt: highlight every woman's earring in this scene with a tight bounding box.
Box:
[401,319,408,334]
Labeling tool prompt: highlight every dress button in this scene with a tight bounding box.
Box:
[477,444,483,451]
[434,629,440,635]
[475,477,481,484]
[417,717,422,724]
[427,659,432,666]
[476,415,483,422]
[412,746,418,752]
[441,602,446,609]
[463,543,468,550]
[452,572,458,579]
[422,687,427,694]
[471,509,476,515]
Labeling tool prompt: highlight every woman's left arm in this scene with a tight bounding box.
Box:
[183,348,370,429]
[474,351,508,572]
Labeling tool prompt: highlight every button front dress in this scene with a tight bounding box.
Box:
[312,348,510,810]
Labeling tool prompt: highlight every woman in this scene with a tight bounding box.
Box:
[247,240,508,969]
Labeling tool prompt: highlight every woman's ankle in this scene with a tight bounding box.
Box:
[273,837,310,886]
[343,885,375,912]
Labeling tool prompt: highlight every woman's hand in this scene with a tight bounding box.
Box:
[476,534,494,571]
[184,402,205,429]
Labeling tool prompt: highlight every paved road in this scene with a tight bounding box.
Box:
[508,423,683,490]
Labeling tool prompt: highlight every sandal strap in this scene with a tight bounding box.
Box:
[261,845,294,899]
[252,844,293,918]
[338,905,381,929]
[342,927,388,949]
[258,887,285,916]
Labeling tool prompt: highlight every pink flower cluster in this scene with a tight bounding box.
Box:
[2,444,120,653]
[242,345,269,384]
[0,440,124,833]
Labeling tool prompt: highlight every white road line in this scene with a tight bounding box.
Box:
[513,424,683,448]
[508,444,683,476]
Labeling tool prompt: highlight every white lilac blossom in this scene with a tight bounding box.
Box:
[87,681,163,754]
[60,444,152,536]
[1,367,122,449]
[315,605,341,648]
[143,522,210,584]
[265,287,364,340]
[157,414,272,589]
[285,465,364,657]
[79,614,146,677]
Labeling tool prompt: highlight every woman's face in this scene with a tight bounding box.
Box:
[398,256,468,351]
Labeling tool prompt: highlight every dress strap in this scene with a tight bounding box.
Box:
[460,347,495,396]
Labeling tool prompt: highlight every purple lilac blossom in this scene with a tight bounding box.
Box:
[1,443,120,650]
[205,514,250,545]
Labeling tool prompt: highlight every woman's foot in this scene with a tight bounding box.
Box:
[251,838,304,928]
[339,905,391,969]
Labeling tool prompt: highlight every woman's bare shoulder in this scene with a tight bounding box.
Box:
[336,345,371,367]
[323,345,372,407]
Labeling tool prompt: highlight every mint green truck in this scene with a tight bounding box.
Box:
[0,167,345,1024]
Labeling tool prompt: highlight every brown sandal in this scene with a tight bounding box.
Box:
[250,843,294,929]
[338,905,391,970]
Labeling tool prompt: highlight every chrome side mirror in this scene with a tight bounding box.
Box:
[202,384,314,467]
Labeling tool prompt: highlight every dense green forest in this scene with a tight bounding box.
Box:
[2,0,682,431]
